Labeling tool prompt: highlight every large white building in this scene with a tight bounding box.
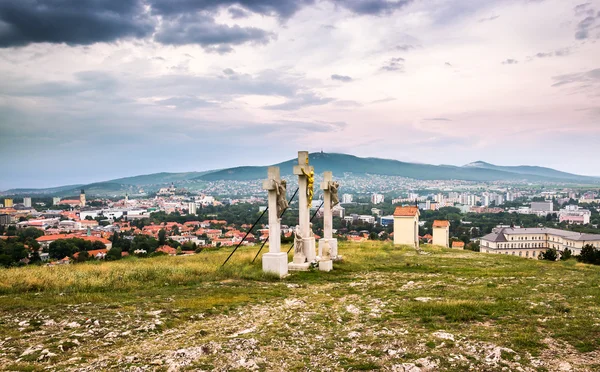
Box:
[558,205,591,225]
[23,197,32,208]
[480,226,600,258]
[371,193,384,204]
[341,194,353,204]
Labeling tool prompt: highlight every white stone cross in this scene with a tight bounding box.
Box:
[320,171,333,240]
[289,151,316,267]
[292,151,314,241]
[262,166,282,254]
[260,166,288,277]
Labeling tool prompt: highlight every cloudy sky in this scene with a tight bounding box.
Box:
[1,0,599,189]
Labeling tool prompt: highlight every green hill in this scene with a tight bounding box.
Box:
[107,171,214,186]
[197,152,600,183]
[463,161,594,182]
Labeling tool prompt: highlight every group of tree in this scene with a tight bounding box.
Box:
[0,227,44,267]
[48,238,107,259]
[538,244,600,265]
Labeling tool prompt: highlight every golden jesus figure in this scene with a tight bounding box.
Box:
[301,168,315,208]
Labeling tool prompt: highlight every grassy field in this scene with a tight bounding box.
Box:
[1,242,599,371]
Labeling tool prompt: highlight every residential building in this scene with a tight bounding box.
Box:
[531,201,553,215]
[188,202,197,215]
[342,194,353,204]
[371,193,384,204]
[23,197,32,208]
[53,197,61,205]
[4,198,13,208]
[0,214,11,226]
[480,226,600,258]
[558,205,591,225]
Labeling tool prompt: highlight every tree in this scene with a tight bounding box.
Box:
[106,247,122,261]
[91,241,106,251]
[158,229,167,245]
[176,247,183,255]
[578,244,600,265]
[75,250,90,263]
[560,248,573,261]
[49,240,77,259]
[540,248,558,261]
[19,227,44,240]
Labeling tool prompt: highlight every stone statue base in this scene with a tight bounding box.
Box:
[262,252,288,278]
[319,238,340,261]
[318,260,333,272]
[288,237,316,272]
[303,237,316,262]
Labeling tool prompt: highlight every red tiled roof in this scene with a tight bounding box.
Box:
[393,206,419,217]
[452,241,465,247]
[433,220,450,228]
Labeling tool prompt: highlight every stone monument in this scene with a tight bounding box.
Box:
[289,151,316,271]
[261,166,288,277]
[318,171,340,270]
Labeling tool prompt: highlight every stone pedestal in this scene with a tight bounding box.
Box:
[318,260,333,272]
[319,238,340,261]
[262,252,288,277]
[289,237,314,271]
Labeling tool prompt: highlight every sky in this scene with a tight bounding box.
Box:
[1,0,599,190]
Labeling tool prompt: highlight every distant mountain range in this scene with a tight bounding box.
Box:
[2,153,599,196]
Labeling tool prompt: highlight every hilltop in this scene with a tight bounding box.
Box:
[1,242,599,371]
[3,153,599,196]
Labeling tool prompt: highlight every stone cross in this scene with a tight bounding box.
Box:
[289,151,316,268]
[260,166,288,277]
[293,151,313,240]
[262,166,282,254]
[320,171,334,240]
[318,171,339,267]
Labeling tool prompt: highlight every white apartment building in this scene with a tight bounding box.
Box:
[480,226,600,258]
[371,193,385,204]
[341,194,353,204]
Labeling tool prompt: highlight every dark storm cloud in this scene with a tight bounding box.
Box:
[228,7,250,18]
[331,74,353,82]
[333,0,413,16]
[148,0,315,19]
[0,0,419,48]
[154,14,273,50]
[502,59,518,65]
[0,0,154,47]
[381,57,405,72]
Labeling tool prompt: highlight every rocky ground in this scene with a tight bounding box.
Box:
[1,244,599,371]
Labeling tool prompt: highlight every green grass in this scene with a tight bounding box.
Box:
[0,242,599,371]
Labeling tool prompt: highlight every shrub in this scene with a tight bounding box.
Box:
[540,248,558,261]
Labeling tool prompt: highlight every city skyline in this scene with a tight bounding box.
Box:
[1,0,599,189]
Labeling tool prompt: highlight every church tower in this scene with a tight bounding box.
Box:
[80,189,86,207]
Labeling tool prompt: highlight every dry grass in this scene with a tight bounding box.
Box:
[0,246,277,294]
